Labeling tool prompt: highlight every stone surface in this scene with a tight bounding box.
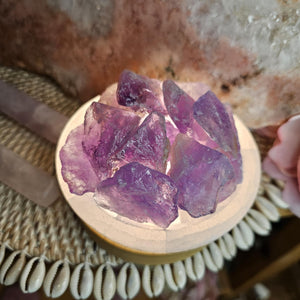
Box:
[1,1,299,128]
[60,124,99,195]
[94,162,178,228]
[116,112,170,173]
[169,134,235,217]
[83,102,140,180]
[117,70,166,114]
[193,91,242,182]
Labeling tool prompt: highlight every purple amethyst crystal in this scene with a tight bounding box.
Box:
[94,162,178,228]
[169,134,235,217]
[60,73,243,226]
[60,125,99,195]
[83,102,140,180]
[116,112,170,173]
[163,80,194,134]
[162,80,217,147]
[117,70,167,114]
[193,91,242,182]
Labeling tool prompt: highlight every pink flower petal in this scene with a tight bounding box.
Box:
[298,156,300,192]
[262,156,289,181]
[254,125,280,139]
[269,115,300,177]
[282,178,300,217]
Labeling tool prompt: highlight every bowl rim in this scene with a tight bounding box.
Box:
[55,96,261,259]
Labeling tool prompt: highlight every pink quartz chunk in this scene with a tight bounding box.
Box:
[60,125,99,195]
[94,162,178,228]
[193,91,242,182]
[162,80,217,147]
[169,134,235,217]
[117,70,167,114]
[82,102,140,180]
[115,112,170,173]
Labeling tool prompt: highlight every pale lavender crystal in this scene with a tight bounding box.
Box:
[95,162,178,228]
[117,70,167,114]
[99,83,119,107]
[83,102,140,180]
[176,81,209,101]
[162,80,217,147]
[60,125,99,195]
[115,112,170,173]
[193,91,242,182]
[169,134,235,217]
[165,120,180,145]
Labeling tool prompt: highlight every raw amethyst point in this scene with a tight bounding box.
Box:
[60,124,99,195]
[115,111,170,173]
[117,70,166,114]
[94,162,178,228]
[169,134,235,218]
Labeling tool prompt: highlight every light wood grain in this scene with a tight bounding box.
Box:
[55,97,261,264]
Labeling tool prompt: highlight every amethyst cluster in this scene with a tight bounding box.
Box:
[60,70,242,228]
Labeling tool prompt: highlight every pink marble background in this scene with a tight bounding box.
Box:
[0,0,299,128]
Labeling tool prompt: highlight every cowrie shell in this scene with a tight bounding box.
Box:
[142,265,164,298]
[208,242,223,269]
[164,261,186,292]
[202,246,218,272]
[264,183,289,209]
[256,196,280,222]
[70,262,93,299]
[94,263,116,300]
[0,250,26,285]
[20,257,45,293]
[117,263,140,299]
[43,260,70,298]
[232,226,249,251]
[185,252,205,281]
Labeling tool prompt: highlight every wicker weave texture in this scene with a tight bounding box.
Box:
[0,66,121,267]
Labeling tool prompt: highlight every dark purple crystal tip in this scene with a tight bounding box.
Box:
[117,70,166,114]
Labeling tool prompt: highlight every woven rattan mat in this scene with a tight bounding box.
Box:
[0,66,122,266]
[0,66,285,300]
